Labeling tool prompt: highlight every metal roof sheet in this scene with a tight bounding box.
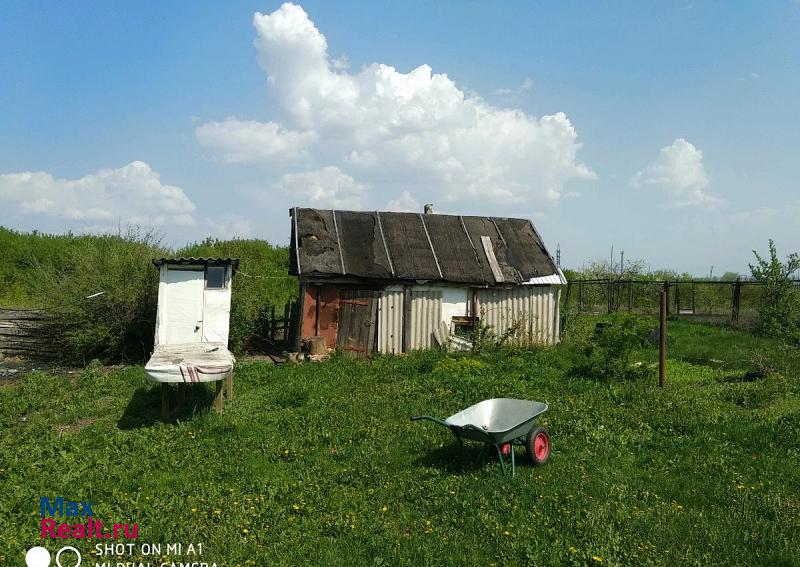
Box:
[152,258,240,272]
[290,208,560,286]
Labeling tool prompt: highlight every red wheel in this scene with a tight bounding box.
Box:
[526,426,550,465]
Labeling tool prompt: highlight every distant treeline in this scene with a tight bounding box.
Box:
[562,258,742,282]
[0,226,297,363]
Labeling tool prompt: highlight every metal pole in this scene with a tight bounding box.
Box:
[659,290,666,388]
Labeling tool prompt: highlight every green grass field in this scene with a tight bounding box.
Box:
[1,319,799,566]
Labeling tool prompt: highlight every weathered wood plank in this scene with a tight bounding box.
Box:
[0,309,48,321]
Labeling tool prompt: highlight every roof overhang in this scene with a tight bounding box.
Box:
[152,258,240,274]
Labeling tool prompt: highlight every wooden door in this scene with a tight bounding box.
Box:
[337,290,378,358]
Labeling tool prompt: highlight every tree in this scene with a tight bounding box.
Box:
[749,239,800,342]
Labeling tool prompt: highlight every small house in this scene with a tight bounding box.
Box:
[289,207,566,356]
[152,257,238,346]
[145,257,239,416]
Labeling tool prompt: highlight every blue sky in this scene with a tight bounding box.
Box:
[1,1,798,275]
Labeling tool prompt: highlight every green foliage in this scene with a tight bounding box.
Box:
[0,227,297,361]
[179,238,297,352]
[0,226,98,307]
[749,239,800,344]
[432,356,486,377]
[35,228,166,364]
[577,313,654,380]
[1,320,799,565]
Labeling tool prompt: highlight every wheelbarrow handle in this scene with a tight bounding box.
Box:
[411,415,450,428]
[461,423,487,434]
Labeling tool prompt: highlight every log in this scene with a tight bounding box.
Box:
[0,327,51,338]
[0,309,48,321]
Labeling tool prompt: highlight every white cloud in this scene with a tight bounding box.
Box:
[386,190,421,212]
[196,3,594,213]
[195,118,317,163]
[276,166,367,208]
[631,138,718,206]
[495,78,533,98]
[207,213,256,240]
[0,161,196,231]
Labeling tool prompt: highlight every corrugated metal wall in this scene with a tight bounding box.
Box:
[377,288,403,354]
[409,290,443,350]
[377,284,560,353]
[477,286,560,345]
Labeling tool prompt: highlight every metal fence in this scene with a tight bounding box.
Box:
[562,279,800,326]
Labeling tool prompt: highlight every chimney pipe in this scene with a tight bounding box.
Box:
[423,203,434,215]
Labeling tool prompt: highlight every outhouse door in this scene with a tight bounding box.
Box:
[164,268,205,344]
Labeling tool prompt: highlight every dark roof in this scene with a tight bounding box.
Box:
[289,208,560,285]
[152,258,240,273]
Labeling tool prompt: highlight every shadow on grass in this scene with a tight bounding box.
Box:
[414,442,512,475]
[117,384,215,429]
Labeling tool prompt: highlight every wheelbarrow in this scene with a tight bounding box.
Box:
[412,398,550,477]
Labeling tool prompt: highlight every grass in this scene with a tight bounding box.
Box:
[1,320,799,566]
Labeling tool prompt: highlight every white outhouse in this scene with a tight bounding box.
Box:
[144,258,238,417]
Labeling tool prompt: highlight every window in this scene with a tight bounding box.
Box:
[206,266,226,289]
[452,316,476,338]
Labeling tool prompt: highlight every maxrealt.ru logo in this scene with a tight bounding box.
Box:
[40,497,138,540]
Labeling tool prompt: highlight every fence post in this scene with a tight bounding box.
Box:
[691,281,696,315]
[627,281,633,312]
[283,303,291,343]
[578,281,584,312]
[659,290,667,388]
[732,277,742,324]
[607,279,613,314]
[664,282,670,316]
[675,282,680,314]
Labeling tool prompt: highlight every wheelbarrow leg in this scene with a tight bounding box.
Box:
[474,444,488,468]
[511,444,516,477]
[494,444,508,476]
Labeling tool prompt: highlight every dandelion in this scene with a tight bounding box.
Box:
[592,556,603,563]
[191,508,197,513]
[568,547,577,554]
[242,528,249,534]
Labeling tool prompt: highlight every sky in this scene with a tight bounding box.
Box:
[1,1,798,275]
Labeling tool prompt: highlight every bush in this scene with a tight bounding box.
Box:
[1,228,298,362]
[576,313,653,380]
[749,239,800,344]
[37,228,165,364]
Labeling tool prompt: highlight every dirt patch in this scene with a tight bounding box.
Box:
[54,417,102,435]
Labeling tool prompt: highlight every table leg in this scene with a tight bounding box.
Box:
[215,381,223,414]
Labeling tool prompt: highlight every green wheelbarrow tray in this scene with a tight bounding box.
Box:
[412,398,550,477]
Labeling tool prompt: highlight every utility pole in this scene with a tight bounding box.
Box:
[556,243,561,268]
[620,250,625,277]
[610,245,614,276]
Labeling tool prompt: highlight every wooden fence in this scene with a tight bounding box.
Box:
[259,303,296,346]
[0,308,56,358]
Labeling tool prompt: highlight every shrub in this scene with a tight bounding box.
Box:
[37,228,165,364]
[577,313,653,381]
[749,239,800,344]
